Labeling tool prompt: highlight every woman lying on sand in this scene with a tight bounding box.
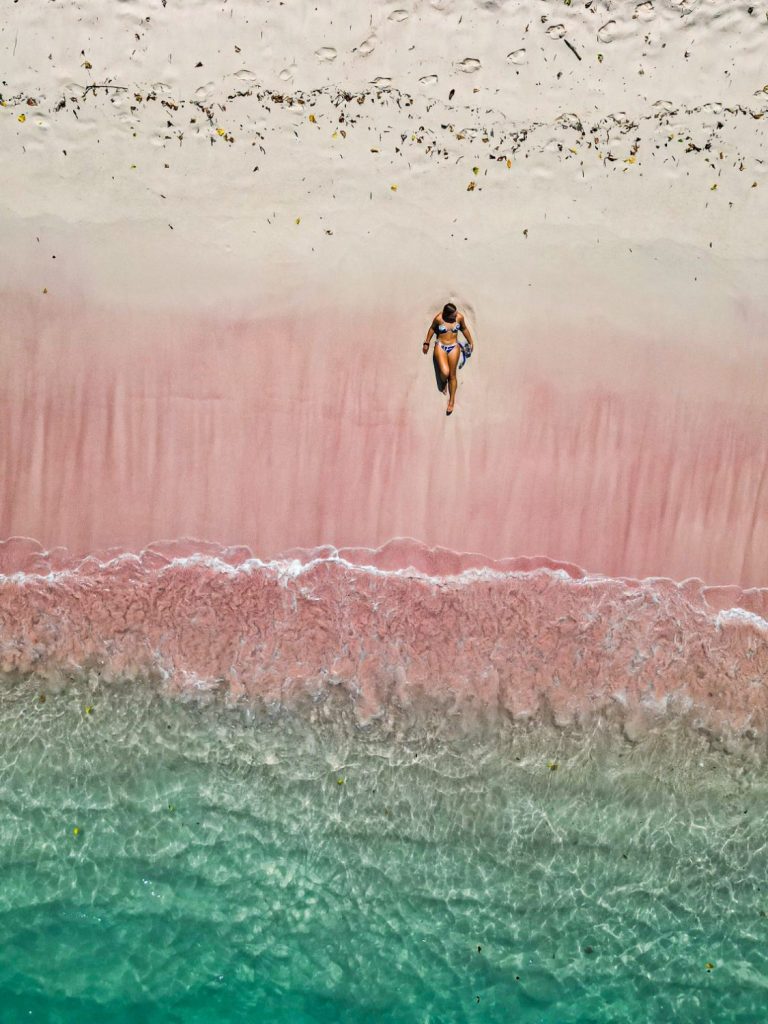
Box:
[422,303,475,416]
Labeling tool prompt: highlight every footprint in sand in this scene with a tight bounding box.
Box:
[356,36,377,56]
[279,65,296,82]
[546,24,566,39]
[633,1,654,18]
[597,20,616,43]
[315,47,337,63]
[234,69,259,84]
[557,112,583,130]
[419,74,438,86]
[506,48,527,65]
[389,9,409,21]
[371,77,392,88]
[457,57,481,73]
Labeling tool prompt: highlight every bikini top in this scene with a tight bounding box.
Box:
[436,319,461,334]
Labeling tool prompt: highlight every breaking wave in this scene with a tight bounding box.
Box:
[2,537,767,747]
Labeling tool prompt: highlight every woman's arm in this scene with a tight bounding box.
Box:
[459,314,474,351]
[422,319,437,354]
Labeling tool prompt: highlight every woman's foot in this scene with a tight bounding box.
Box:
[446,401,454,416]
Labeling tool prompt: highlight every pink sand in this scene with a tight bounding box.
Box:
[2,290,767,587]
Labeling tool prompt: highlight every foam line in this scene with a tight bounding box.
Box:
[2,538,767,739]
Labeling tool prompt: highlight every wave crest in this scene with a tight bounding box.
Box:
[2,537,767,741]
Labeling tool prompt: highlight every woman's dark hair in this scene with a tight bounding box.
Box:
[442,302,457,320]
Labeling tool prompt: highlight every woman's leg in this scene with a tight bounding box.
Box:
[434,345,450,392]
[446,344,461,413]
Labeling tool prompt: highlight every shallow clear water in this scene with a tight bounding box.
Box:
[1,681,766,1023]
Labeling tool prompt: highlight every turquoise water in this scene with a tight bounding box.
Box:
[1,682,766,1022]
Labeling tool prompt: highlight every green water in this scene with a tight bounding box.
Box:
[0,682,766,1023]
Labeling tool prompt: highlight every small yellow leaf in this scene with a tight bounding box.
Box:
[332,131,338,139]
[569,147,578,155]
[625,155,636,164]
[18,113,26,123]
[472,166,479,175]
[308,113,316,123]
[130,164,136,169]
[752,181,758,188]
[216,128,226,136]
[710,183,718,191]
[42,288,48,294]
[82,61,92,70]
[390,184,398,191]
[295,217,301,224]
[506,159,512,168]
[547,761,559,771]
[705,962,715,971]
